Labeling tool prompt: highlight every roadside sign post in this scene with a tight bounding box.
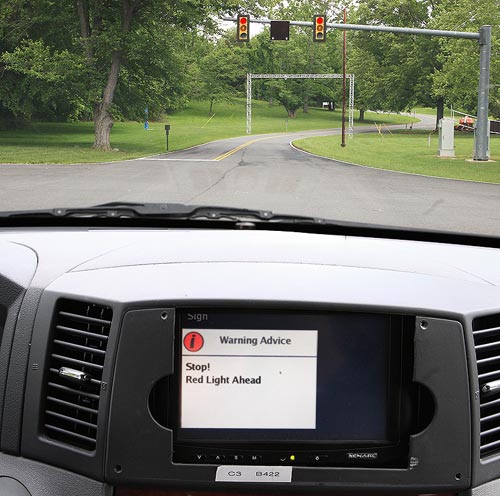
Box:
[165,125,171,152]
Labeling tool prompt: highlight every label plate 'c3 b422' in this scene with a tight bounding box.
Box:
[215,466,292,483]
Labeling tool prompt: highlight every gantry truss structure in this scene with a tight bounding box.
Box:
[246,73,354,136]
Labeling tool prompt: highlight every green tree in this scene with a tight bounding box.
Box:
[193,32,249,115]
[348,0,442,123]
[0,0,82,124]
[74,0,241,150]
[430,0,500,117]
[1,0,241,149]
[348,0,500,124]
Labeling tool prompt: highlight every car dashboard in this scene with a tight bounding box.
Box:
[1,225,500,496]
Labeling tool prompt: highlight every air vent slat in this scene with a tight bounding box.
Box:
[56,325,109,341]
[48,382,100,400]
[44,424,97,445]
[476,340,500,352]
[481,438,500,453]
[51,354,104,370]
[58,311,111,327]
[43,299,112,451]
[477,355,500,366]
[46,396,99,415]
[478,370,500,381]
[473,314,500,459]
[481,411,500,423]
[473,326,500,337]
[481,425,500,437]
[45,410,98,429]
[481,397,500,410]
[53,339,106,356]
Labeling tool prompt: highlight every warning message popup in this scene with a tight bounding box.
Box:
[180,328,318,430]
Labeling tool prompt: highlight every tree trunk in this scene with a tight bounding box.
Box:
[209,98,214,116]
[93,103,114,151]
[92,1,135,150]
[359,108,365,121]
[436,97,444,131]
[303,103,309,113]
[93,50,121,150]
[287,109,297,118]
[75,0,92,62]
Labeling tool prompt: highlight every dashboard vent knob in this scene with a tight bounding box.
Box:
[58,366,91,384]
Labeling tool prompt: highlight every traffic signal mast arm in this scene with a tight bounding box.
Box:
[224,17,479,40]
[225,16,490,161]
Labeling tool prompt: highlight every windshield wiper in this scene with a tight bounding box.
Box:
[2,201,500,249]
[0,202,322,224]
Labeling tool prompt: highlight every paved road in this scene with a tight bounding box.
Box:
[1,114,500,235]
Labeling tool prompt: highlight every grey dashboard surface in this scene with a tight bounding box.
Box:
[0,453,111,496]
[1,227,499,314]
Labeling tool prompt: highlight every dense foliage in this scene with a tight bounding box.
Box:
[348,0,500,121]
[0,0,498,146]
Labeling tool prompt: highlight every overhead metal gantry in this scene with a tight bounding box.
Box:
[246,73,354,135]
[225,17,491,161]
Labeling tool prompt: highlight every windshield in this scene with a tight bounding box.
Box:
[1,0,499,236]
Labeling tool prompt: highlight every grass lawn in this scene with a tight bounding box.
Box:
[0,99,415,164]
[293,131,500,184]
[410,106,453,118]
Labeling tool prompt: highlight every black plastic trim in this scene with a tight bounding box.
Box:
[1,216,500,250]
[105,307,470,492]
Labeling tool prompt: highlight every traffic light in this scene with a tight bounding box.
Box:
[237,14,250,42]
[313,15,326,42]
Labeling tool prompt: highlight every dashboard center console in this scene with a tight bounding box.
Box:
[172,309,413,469]
[11,227,496,495]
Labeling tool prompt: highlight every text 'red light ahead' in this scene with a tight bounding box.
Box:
[237,14,250,42]
[313,15,326,42]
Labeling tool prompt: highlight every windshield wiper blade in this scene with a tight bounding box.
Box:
[3,202,500,248]
[0,202,322,224]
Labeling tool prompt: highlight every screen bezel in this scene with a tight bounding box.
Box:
[169,308,413,458]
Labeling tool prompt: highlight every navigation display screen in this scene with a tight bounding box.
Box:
[175,309,402,445]
[181,328,318,430]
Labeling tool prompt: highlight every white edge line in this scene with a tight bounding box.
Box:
[141,158,216,162]
[289,140,500,187]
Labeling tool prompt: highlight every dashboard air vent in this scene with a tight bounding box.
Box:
[473,314,500,458]
[43,299,112,451]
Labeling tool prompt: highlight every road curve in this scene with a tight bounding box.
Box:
[1,113,500,236]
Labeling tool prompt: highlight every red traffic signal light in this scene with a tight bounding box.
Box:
[237,14,250,42]
[313,15,326,42]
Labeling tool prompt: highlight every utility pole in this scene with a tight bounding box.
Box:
[474,25,492,161]
[341,9,347,147]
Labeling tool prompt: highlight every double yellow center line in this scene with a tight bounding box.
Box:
[213,136,281,161]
